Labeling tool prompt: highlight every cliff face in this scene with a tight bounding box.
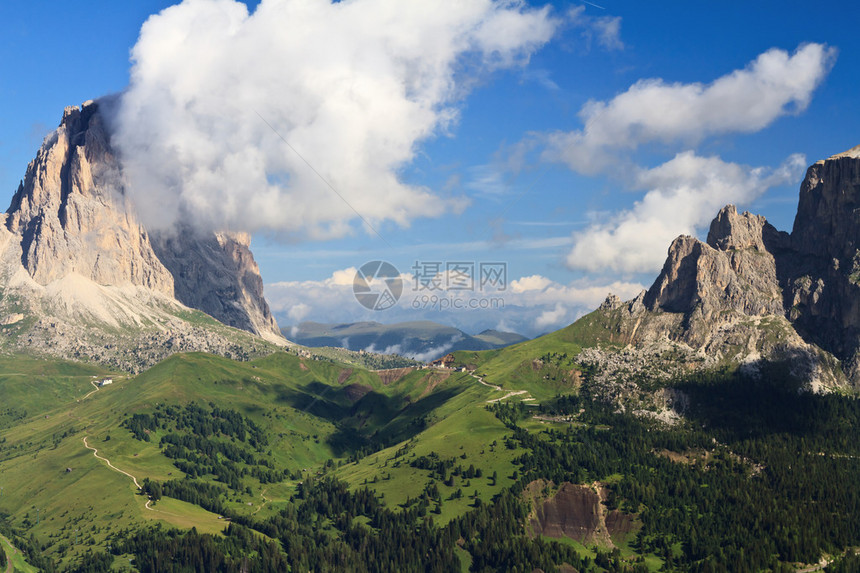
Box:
[644,206,788,343]
[785,145,860,378]
[596,147,860,390]
[6,102,174,294]
[151,229,280,341]
[2,100,281,343]
[792,145,860,262]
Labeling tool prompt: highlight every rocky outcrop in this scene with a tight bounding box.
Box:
[592,147,860,390]
[784,146,860,379]
[1,100,282,346]
[791,144,860,262]
[645,206,787,324]
[6,101,174,293]
[151,229,281,341]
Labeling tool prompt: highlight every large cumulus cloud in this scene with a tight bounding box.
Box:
[113,0,559,237]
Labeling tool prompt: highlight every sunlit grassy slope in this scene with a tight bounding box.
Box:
[444,308,621,400]
[0,310,619,569]
[0,348,534,568]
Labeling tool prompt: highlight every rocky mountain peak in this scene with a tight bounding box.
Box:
[600,147,860,390]
[598,293,623,312]
[706,204,788,253]
[827,143,860,160]
[1,101,282,345]
[5,100,175,294]
[791,145,860,264]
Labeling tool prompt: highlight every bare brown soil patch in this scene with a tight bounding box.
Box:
[419,370,451,398]
[606,509,635,538]
[344,383,372,402]
[337,368,353,384]
[525,480,628,549]
[375,367,413,385]
[529,482,600,543]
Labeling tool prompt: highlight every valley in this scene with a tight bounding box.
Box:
[0,27,857,571]
[0,327,858,571]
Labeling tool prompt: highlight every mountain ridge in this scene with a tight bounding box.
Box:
[285,319,528,361]
[0,100,284,370]
[579,145,860,391]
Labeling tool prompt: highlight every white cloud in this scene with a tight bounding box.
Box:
[465,164,510,197]
[364,342,402,356]
[544,43,836,173]
[592,16,623,51]
[113,0,559,237]
[329,267,358,287]
[568,6,623,52]
[265,268,644,338]
[566,152,807,273]
[407,337,463,362]
[510,274,553,293]
[287,302,311,323]
[535,302,568,330]
[522,43,835,275]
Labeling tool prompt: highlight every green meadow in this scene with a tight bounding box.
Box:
[0,349,544,569]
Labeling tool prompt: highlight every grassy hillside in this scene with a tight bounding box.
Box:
[444,311,609,401]
[0,314,858,572]
[0,351,509,569]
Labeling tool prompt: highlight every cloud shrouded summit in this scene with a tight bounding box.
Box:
[112,0,558,237]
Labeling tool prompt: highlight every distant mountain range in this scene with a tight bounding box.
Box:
[0,103,858,571]
[284,320,528,361]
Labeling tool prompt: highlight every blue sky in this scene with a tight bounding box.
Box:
[1,1,859,338]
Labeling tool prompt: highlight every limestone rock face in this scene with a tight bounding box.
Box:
[792,149,860,262]
[645,206,786,325]
[151,229,281,342]
[6,101,174,294]
[706,204,789,253]
[2,101,281,344]
[784,148,860,378]
[597,147,860,390]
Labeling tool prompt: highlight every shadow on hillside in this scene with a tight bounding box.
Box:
[672,359,846,444]
[271,378,464,456]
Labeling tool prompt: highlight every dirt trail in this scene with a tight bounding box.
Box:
[81,379,100,400]
[469,372,502,391]
[465,371,533,403]
[0,534,18,573]
[252,489,270,515]
[486,390,529,403]
[83,437,185,517]
[82,436,142,489]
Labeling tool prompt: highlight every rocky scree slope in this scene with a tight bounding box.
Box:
[0,100,283,370]
[588,147,860,392]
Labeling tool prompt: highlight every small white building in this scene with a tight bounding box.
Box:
[99,378,113,386]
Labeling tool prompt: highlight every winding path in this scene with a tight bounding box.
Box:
[252,489,270,515]
[82,437,184,518]
[81,379,101,400]
[465,371,533,403]
[0,533,18,573]
[468,372,502,391]
[82,437,141,490]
